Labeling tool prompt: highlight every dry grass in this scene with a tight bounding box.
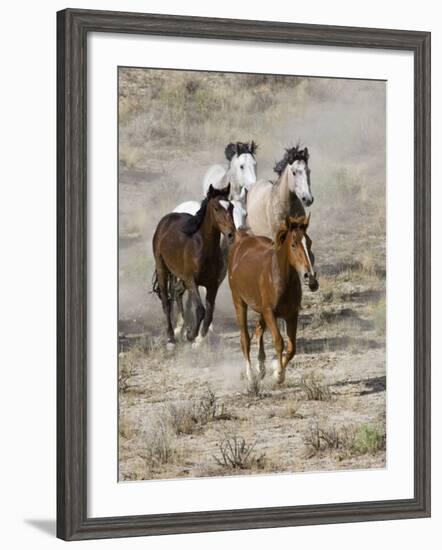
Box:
[298,373,332,401]
[163,388,232,435]
[118,353,136,393]
[118,69,308,161]
[213,434,266,470]
[304,422,386,458]
[369,298,386,336]
[198,387,232,422]
[164,401,201,435]
[314,275,337,304]
[119,415,137,440]
[139,416,177,467]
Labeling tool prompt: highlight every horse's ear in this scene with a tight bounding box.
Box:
[221,183,231,197]
[250,140,258,155]
[207,184,215,198]
[274,148,290,174]
[275,228,288,249]
[224,143,236,161]
[303,147,309,161]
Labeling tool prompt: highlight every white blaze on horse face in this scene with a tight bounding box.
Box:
[288,160,313,205]
[301,236,315,276]
[231,153,257,196]
[219,200,230,211]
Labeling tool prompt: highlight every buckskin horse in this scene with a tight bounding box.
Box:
[228,215,318,386]
[246,146,313,240]
[152,184,236,348]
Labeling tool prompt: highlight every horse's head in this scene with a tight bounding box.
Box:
[275,214,318,291]
[224,141,258,196]
[207,185,236,243]
[274,146,313,207]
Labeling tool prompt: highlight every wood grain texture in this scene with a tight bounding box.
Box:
[56,8,431,541]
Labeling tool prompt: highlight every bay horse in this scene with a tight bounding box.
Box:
[246,146,313,240]
[228,215,318,386]
[202,141,258,201]
[152,184,235,348]
[172,186,248,338]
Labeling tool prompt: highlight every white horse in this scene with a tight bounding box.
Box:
[202,141,258,200]
[247,146,313,240]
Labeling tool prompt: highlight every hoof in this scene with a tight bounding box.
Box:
[273,368,285,384]
[245,362,260,394]
[247,376,261,395]
[272,359,285,384]
[191,335,204,349]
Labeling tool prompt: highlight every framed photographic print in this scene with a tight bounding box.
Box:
[57,8,431,541]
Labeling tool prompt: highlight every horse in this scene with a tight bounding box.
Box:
[171,187,248,339]
[228,215,318,387]
[152,184,236,348]
[246,146,313,240]
[202,141,258,200]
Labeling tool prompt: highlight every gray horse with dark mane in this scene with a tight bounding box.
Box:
[247,146,313,240]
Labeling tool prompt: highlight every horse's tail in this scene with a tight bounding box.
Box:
[151,269,184,302]
[151,269,161,298]
[169,274,185,301]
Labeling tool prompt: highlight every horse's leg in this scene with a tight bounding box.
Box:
[174,287,186,339]
[262,308,285,383]
[194,284,218,346]
[154,259,175,348]
[255,315,267,379]
[206,237,228,335]
[185,280,205,342]
[184,291,194,328]
[233,298,254,385]
[283,314,299,370]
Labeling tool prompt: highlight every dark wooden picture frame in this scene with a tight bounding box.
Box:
[57,8,431,541]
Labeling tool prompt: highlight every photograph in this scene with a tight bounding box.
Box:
[0,0,435,545]
[118,67,387,482]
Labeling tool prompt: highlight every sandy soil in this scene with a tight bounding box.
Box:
[118,167,386,482]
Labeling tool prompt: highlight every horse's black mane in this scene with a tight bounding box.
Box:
[181,184,230,236]
[224,141,258,161]
[273,145,309,175]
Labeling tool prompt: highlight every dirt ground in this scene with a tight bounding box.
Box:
[118,69,386,481]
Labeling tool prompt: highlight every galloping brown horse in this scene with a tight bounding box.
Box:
[228,215,318,385]
[153,184,235,348]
